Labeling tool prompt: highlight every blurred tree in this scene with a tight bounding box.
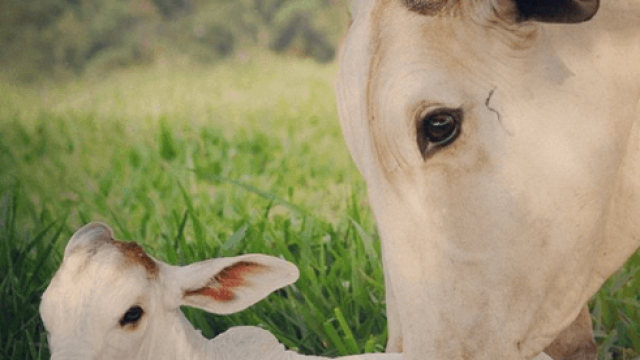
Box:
[0,0,349,81]
[270,1,335,62]
[152,0,191,19]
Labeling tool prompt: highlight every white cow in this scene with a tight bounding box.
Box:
[336,0,640,359]
[40,223,402,360]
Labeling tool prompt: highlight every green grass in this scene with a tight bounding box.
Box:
[0,53,639,360]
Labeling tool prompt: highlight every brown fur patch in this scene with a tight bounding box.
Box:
[544,306,596,360]
[184,261,265,302]
[215,261,263,287]
[112,240,159,278]
[186,287,236,301]
[402,0,451,15]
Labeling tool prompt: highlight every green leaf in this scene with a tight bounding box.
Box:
[334,307,360,354]
[223,223,248,252]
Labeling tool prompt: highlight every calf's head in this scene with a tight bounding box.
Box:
[40,223,299,360]
[337,0,640,359]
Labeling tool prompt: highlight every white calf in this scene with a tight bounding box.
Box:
[40,223,401,360]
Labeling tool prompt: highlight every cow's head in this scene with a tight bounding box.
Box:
[337,0,640,359]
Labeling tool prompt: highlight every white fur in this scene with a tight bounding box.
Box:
[336,0,640,359]
[40,223,401,360]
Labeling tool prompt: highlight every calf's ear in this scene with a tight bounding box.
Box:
[174,254,299,315]
[509,0,600,23]
[64,222,114,259]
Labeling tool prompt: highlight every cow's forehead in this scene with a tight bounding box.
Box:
[371,0,544,80]
[41,245,158,323]
[403,0,459,15]
[371,0,467,17]
[369,13,480,105]
[45,249,152,303]
[70,238,160,279]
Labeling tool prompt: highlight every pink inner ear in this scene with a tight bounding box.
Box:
[186,261,265,302]
[198,287,235,301]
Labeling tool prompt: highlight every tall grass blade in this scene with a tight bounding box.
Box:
[349,217,378,262]
[178,181,206,259]
[223,223,248,253]
[26,219,65,287]
[109,209,133,240]
[192,169,315,221]
[334,307,360,354]
[322,320,349,356]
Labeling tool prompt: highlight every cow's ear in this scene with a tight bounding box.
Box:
[509,0,599,23]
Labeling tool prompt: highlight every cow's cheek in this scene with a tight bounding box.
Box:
[367,171,531,359]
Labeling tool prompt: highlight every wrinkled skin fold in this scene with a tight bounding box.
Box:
[336,0,640,359]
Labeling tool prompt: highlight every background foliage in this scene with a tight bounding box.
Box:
[1,2,639,360]
[0,0,349,82]
[1,54,639,360]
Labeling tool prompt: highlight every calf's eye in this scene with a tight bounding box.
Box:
[417,108,462,157]
[120,305,144,326]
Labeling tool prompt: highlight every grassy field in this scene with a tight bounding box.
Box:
[1,53,639,360]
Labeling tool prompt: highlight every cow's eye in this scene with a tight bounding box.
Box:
[417,108,462,157]
[120,306,144,326]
